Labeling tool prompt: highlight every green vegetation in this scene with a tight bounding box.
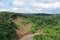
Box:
[19,15,60,40]
[33,34,56,40]
[0,12,18,40]
[28,16,60,40]
[0,12,60,40]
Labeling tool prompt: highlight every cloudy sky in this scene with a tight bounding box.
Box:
[0,0,60,14]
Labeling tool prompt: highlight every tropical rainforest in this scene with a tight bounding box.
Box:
[0,12,60,40]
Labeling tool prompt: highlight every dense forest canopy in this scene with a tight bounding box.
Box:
[0,12,60,40]
[0,12,18,40]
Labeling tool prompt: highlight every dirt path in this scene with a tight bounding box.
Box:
[20,33,40,40]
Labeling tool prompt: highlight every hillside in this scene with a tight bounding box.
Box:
[0,12,60,40]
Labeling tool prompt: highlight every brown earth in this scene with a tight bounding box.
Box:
[20,33,40,40]
[20,29,44,40]
[13,16,24,22]
[15,23,32,40]
[19,23,32,36]
[13,16,33,40]
[16,26,44,40]
[13,16,44,40]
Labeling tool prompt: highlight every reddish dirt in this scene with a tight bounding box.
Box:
[20,31,44,40]
[13,16,32,40]
[13,16,24,22]
[14,16,44,40]
[15,26,44,40]
[20,33,41,40]
[16,23,32,40]
[19,23,32,36]
[19,29,45,40]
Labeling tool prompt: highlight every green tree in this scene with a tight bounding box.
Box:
[0,12,18,40]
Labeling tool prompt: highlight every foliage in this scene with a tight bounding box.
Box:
[0,12,60,40]
[30,15,60,40]
[23,14,60,40]
[33,34,55,40]
[0,12,18,40]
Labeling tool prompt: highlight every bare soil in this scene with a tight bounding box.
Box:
[14,16,44,40]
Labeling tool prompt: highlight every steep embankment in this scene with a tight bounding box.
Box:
[13,16,44,40]
[13,16,32,40]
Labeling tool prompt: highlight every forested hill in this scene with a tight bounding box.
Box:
[0,12,60,40]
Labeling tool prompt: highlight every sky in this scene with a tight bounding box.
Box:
[0,0,60,14]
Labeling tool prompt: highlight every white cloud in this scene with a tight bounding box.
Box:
[25,8,32,12]
[0,9,8,11]
[0,0,60,13]
[13,0,24,7]
[32,2,60,9]
[0,2,8,11]
[0,2,5,8]
[12,7,19,11]
[30,0,60,3]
